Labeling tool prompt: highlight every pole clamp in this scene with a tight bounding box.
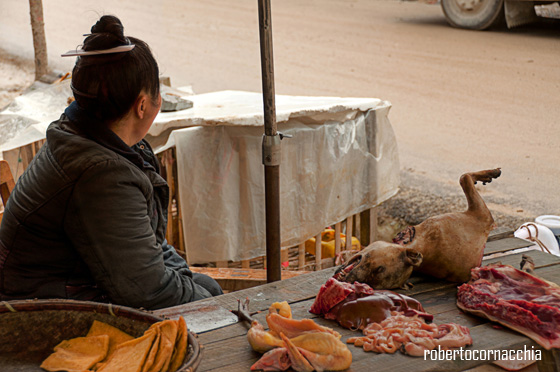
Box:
[262,132,292,166]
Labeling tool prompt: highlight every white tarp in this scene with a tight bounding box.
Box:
[0,80,71,178]
[158,91,400,264]
[0,80,70,154]
[0,85,400,264]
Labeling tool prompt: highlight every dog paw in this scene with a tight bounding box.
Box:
[400,282,414,290]
[472,168,501,185]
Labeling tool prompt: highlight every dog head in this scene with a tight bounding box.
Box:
[333,241,423,289]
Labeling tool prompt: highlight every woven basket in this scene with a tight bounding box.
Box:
[0,299,202,372]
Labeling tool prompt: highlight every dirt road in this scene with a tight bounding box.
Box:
[1,0,559,228]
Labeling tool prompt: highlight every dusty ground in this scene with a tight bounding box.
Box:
[0,0,559,235]
[0,48,33,110]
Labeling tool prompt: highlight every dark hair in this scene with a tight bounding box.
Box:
[71,15,160,122]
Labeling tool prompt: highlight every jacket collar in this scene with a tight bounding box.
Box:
[64,101,152,171]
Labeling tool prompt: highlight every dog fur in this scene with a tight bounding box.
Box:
[334,168,501,289]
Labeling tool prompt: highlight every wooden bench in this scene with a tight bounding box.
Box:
[189,266,310,292]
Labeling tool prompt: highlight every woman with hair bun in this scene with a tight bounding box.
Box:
[0,15,223,309]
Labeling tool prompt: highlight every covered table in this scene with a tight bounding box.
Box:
[0,83,400,264]
[150,90,400,264]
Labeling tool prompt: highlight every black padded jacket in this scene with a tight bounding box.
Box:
[0,102,212,309]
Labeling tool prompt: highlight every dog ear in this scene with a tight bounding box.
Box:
[403,248,423,267]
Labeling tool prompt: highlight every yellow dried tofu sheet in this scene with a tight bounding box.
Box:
[87,320,134,357]
[96,331,156,372]
[40,317,189,372]
[168,316,188,372]
[40,334,109,372]
[144,320,178,372]
[141,326,161,372]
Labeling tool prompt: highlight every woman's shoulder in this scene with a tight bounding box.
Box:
[45,116,141,180]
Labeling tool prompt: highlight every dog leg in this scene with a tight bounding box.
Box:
[460,168,501,217]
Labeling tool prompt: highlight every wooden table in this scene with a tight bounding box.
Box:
[155,233,560,371]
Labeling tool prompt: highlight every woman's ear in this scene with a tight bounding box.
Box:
[135,94,148,119]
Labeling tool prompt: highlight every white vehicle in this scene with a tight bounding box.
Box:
[439,0,560,30]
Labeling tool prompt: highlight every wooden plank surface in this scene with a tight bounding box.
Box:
[192,256,560,372]
[201,268,335,312]
[189,267,310,292]
[155,268,337,321]
[483,249,560,268]
[484,237,533,255]
[487,227,514,241]
[155,237,560,372]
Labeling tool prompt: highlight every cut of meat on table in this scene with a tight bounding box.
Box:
[239,300,352,371]
[309,278,354,315]
[347,314,472,357]
[310,278,473,356]
[457,263,560,350]
[310,278,433,329]
[251,332,353,372]
[247,301,341,354]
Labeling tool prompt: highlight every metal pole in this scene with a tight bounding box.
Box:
[258,0,281,283]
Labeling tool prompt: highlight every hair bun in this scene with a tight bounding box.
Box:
[83,15,127,50]
[91,15,125,39]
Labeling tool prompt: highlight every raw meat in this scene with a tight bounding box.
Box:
[250,332,353,372]
[309,278,354,315]
[238,300,352,371]
[347,314,472,357]
[310,278,433,329]
[311,278,472,356]
[457,263,560,349]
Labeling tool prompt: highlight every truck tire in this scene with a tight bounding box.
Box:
[441,0,505,30]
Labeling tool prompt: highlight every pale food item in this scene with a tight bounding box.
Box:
[96,332,156,372]
[246,301,352,371]
[40,335,109,372]
[168,316,189,372]
[87,320,134,357]
[41,317,190,372]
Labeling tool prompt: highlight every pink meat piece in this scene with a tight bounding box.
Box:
[404,342,430,357]
[329,291,433,330]
[353,281,375,297]
[402,308,434,322]
[349,314,472,357]
[311,278,432,328]
[457,264,560,350]
[470,265,560,307]
[251,348,291,371]
[309,278,354,315]
[434,323,473,348]
[312,279,473,358]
